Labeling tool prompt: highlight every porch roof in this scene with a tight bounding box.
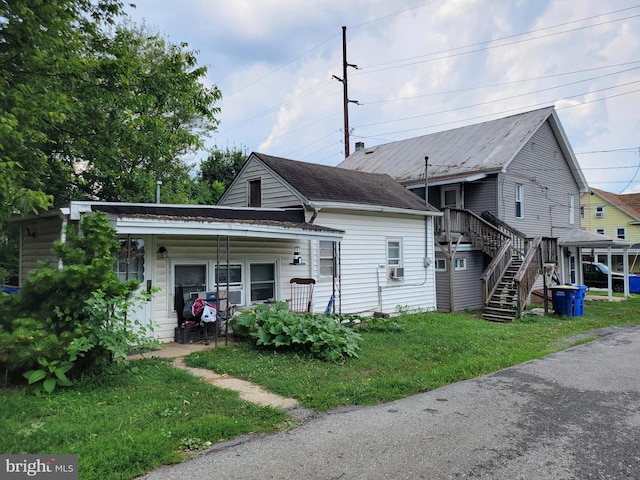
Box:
[558,228,632,248]
[65,202,344,241]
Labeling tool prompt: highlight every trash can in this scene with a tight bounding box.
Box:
[572,285,587,317]
[550,285,579,316]
[629,275,640,294]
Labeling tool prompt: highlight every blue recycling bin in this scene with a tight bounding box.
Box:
[572,285,587,317]
[550,285,579,316]
[629,275,640,294]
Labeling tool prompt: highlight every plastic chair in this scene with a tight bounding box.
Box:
[287,278,316,313]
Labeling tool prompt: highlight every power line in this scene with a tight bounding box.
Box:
[356,6,640,74]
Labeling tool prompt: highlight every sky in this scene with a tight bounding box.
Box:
[125,0,640,194]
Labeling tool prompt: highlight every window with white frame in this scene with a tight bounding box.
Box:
[595,205,604,218]
[215,264,244,305]
[569,194,575,225]
[319,241,335,277]
[386,238,404,279]
[454,258,467,270]
[115,238,145,282]
[515,184,524,218]
[616,227,626,239]
[580,206,585,219]
[434,258,446,271]
[596,228,605,235]
[249,263,275,302]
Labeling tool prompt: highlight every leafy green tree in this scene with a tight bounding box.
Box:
[0,0,125,223]
[1,1,222,219]
[195,147,248,204]
[58,23,221,204]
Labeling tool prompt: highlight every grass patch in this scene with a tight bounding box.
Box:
[1,296,638,479]
[186,296,640,411]
[0,359,288,480]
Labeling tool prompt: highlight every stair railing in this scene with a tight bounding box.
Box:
[513,236,543,317]
[480,211,528,258]
[480,238,513,305]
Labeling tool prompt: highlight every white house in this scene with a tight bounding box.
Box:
[16,153,441,343]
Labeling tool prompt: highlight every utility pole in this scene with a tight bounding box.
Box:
[332,26,358,158]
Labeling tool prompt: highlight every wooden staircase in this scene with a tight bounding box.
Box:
[482,255,522,322]
[437,209,558,323]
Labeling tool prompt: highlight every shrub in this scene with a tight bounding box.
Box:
[0,212,158,389]
[232,302,361,361]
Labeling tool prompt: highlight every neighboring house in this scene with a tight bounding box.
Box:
[339,106,593,319]
[218,152,442,317]
[16,154,441,343]
[581,188,640,273]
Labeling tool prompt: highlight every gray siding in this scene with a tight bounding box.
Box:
[499,120,581,237]
[464,176,498,216]
[435,249,485,312]
[221,160,302,208]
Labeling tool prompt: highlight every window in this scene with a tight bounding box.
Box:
[515,184,524,218]
[174,263,207,308]
[596,228,605,235]
[115,238,145,282]
[248,179,261,207]
[249,263,275,302]
[616,227,626,240]
[434,258,446,271]
[387,239,402,267]
[595,205,604,218]
[454,258,467,270]
[215,264,244,305]
[319,241,335,277]
[580,206,585,219]
[569,194,575,225]
[441,186,459,208]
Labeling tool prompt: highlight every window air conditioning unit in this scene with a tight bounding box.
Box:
[390,266,405,279]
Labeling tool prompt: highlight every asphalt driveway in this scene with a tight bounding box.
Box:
[138,325,640,479]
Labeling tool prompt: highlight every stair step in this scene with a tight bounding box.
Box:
[482,312,515,323]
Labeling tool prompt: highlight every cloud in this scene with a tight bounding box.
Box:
[126,0,640,191]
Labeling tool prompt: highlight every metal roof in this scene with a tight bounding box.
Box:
[338,107,588,192]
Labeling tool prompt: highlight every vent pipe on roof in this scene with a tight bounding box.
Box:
[355,141,365,151]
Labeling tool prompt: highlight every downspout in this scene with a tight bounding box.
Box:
[58,210,69,271]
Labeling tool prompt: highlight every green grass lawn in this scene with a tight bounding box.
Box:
[1,296,638,480]
[185,296,640,411]
[0,359,289,480]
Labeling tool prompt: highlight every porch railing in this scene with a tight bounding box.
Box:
[435,208,510,258]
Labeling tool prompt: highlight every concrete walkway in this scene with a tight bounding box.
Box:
[129,341,299,409]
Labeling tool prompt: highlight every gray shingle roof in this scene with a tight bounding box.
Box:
[253,152,439,213]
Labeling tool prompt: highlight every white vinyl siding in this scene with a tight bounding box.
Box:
[312,210,436,315]
[220,157,302,208]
